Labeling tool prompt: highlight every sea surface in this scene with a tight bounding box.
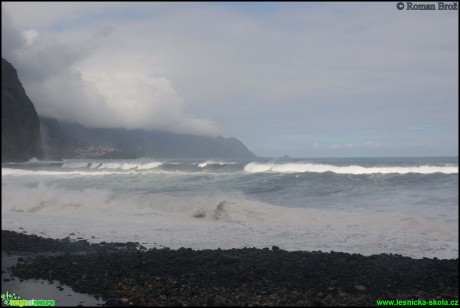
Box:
[2,157,458,259]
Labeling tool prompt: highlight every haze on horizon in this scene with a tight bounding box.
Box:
[1,2,458,158]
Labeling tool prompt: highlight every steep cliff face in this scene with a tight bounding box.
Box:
[2,58,44,162]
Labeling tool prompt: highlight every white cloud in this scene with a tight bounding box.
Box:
[1,8,24,61]
[2,7,219,137]
[22,29,39,46]
[84,72,219,135]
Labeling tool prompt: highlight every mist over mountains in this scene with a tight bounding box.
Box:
[1,58,255,162]
[39,117,255,160]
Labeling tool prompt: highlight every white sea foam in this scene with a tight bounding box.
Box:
[244,162,458,174]
[198,160,234,168]
[1,167,196,177]
[2,168,119,176]
[136,162,163,169]
[89,162,102,169]
[2,182,457,259]
[2,157,457,258]
[61,160,164,171]
[9,159,456,175]
[96,162,126,169]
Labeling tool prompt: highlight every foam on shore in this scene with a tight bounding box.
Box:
[2,182,457,259]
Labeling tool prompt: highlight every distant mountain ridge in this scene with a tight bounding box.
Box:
[39,117,256,159]
[39,117,137,160]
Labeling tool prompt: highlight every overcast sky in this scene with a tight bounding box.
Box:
[2,2,458,157]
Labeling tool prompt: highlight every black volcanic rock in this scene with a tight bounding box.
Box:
[3,231,458,307]
[2,58,44,162]
[40,118,255,159]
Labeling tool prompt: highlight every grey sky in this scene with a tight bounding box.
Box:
[2,2,458,157]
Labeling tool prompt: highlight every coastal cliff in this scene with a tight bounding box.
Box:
[2,58,43,162]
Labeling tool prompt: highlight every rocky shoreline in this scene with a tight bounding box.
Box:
[2,230,458,306]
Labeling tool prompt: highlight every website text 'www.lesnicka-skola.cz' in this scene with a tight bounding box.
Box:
[376,299,459,306]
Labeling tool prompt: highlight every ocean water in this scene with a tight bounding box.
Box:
[2,157,458,259]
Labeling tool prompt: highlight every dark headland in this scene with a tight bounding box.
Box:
[2,230,458,307]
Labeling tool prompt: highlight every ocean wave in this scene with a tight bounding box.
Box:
[2,182,457,259]
[1,167,199,177]
[1,168,117,176]
[62,162,89,169]
[5,159,458,176]
[244,162,458,174]
[198,160,236,168]
[1,183,247,221]
[62,161,164,171]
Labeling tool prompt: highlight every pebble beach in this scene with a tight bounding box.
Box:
[2,230,458,306]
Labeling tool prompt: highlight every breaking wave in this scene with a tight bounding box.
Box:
[62,161,163,170]
[3,159,457,176]
[244,162,458,174]
[2,182,457,259]
[198,160,226,168]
